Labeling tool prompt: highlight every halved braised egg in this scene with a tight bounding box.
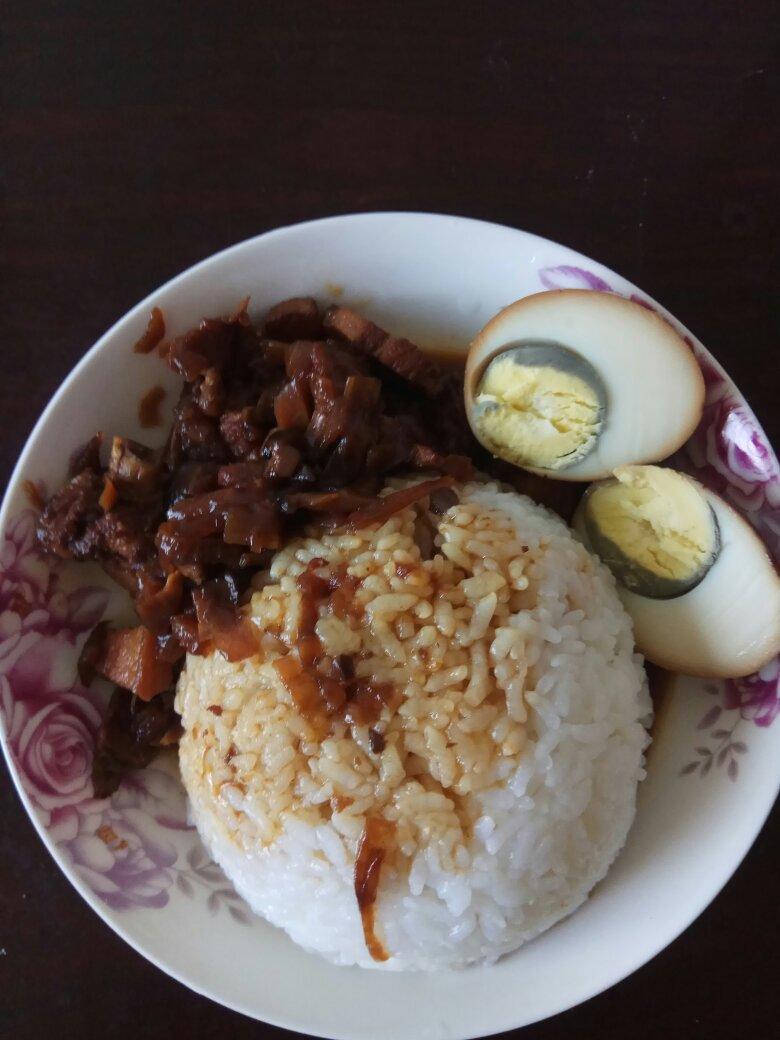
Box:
[574,465,780,677]
[465,290,705,481]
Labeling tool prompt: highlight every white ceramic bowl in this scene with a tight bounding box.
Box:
[1,213,778,1039]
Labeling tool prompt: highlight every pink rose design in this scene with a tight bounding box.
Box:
[724,661,780,729]
[15,689,102,811]
[1,622,107,821]
[62,766,187,910]
[0,511,52,611]
[678,392,780,563]
[693,350,730,400]
[0,509,191,911]
[538,265,613,292]
[697,397,779,496]
[0,510,108,642]
[721,407,775,483]
[0,616,48,687]
[1,627,87,709]
[534,269,780,759]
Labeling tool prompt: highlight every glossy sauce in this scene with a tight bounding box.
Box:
[273,560,396,733]
[22,479,45,511]
[354,815,395,962]
[132,307,166,354]
[421,344,468,373]
[138,384,167,428]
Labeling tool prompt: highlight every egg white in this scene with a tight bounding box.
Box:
[466,290,705,481]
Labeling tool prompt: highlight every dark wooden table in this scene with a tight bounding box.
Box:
[2,3,777,1038]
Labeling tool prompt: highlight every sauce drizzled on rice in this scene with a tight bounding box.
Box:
[176,479,650,969]
[31,293,651,970]
[354,815,396,962]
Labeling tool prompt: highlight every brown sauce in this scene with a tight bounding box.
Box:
[275,559,397,733]
[133,307,166,354]
[273,559,398,732]
[344,476,454,531]
[294,558,360,658]
[343,680,398,727]
[138,384,167,428]
[420,345,468,374]
[354,815,395,962]
[368,729,386,754]
[22,479,45,511]
[35,296,575,814]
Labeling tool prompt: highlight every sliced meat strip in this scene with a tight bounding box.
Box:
[264,297,324,341]
[344,476,454,530]
[323,306,445,396]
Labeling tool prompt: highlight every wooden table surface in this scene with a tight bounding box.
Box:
[2,3,777,1038]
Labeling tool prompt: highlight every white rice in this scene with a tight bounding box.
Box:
[176,480,650,970]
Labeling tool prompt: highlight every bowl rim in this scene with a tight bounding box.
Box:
[1,211,778,1038]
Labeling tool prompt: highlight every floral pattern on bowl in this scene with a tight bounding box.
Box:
[0,215,778,1039]
[0,509,252,921]
[0,236,775,928]
[538,264,780,775]
[680,662,780,782]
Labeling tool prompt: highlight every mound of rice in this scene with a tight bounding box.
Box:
[176,480,650,970]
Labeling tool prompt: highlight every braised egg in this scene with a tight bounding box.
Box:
[465,290,705,481]
[574,465,780,677]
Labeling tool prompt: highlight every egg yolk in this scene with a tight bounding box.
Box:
[473,353,602,470]
[587,466,716,585]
